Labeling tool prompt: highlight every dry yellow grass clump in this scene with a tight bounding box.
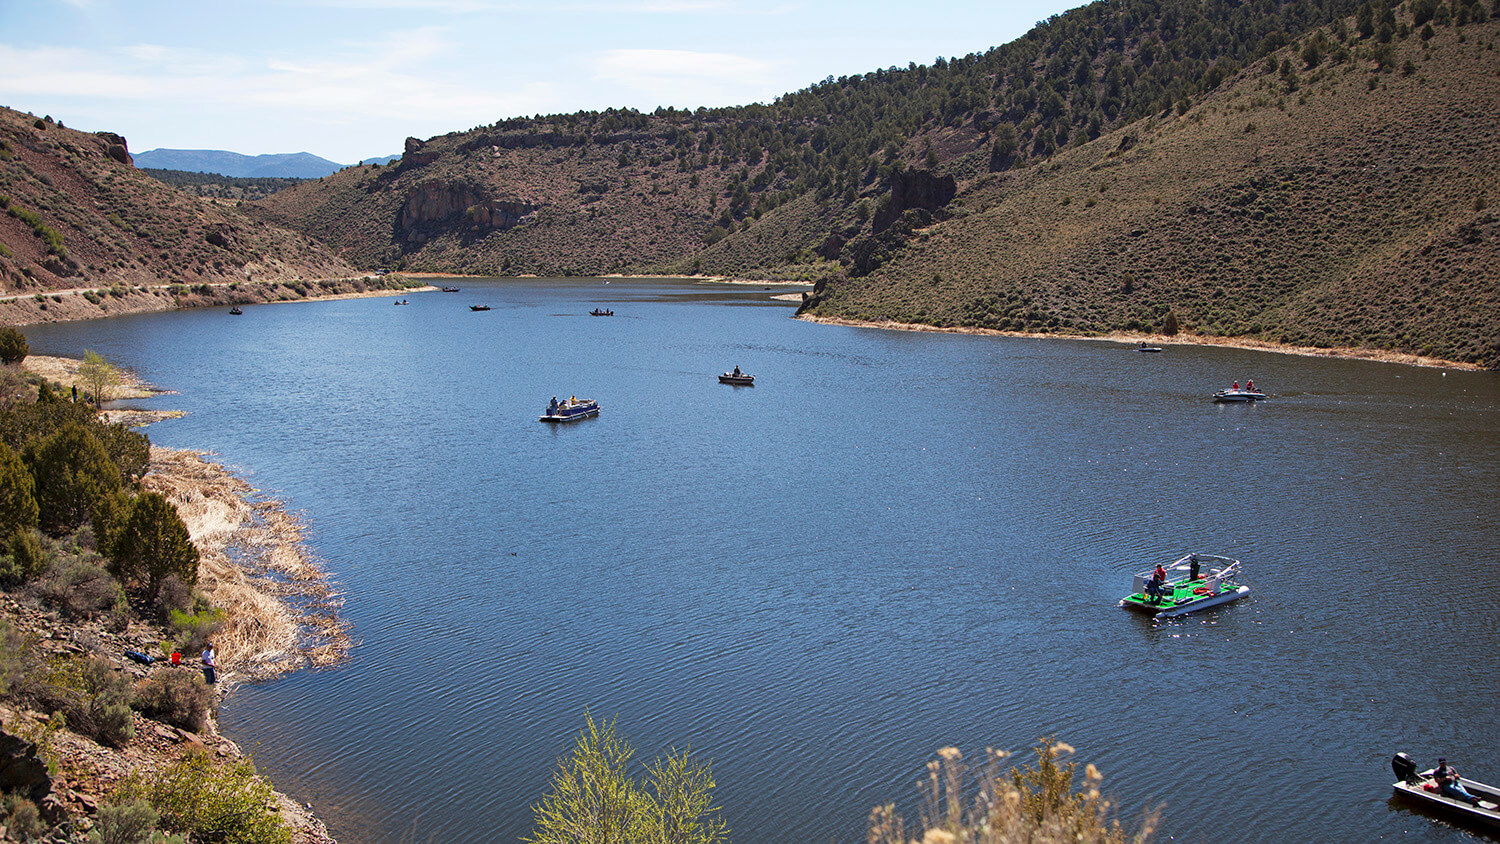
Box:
[868,742,1157,844]
[145,446,351,682]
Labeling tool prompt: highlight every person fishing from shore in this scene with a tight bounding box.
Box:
[201,641,217,685]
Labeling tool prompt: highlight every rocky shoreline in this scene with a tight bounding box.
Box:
[4,356,349,842]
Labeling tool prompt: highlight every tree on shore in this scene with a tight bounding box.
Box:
[0,326,28,365]
[25,421,122,534]
[78,349,117,407]
[107,491,199,596]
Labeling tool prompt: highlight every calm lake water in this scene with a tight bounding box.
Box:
[23,279,1500,843]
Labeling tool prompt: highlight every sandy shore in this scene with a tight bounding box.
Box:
[796,314,1482,371]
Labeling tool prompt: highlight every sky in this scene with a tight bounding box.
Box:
[0,0,1084,165]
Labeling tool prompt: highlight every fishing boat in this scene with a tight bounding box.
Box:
[1212,388,1266,402]
[470,304,491,311]
[719,370,754,385]
[1136,342,1163,353]
[540,396,600,423]
[1119,554,1250,618]
[589,308,614,316]
[228,307,243,315]
[1391,753,1500,830]
[441,286,461,292]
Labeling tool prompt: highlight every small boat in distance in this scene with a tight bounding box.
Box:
[470,304,492,311]
[441,286,461,292]
[1213,388,1267,402]
[540,396,600,423]
[1119,554,1250,618]
[1137,342,1163,353]
[1391,753,1500,831]
[228,307,243,315]
[719,368,754,386]
[589,308,614,316]
[394,299,409,305]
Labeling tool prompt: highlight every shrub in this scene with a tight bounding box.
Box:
[34,653,135,747]
[0,326,28,365]
[35,555,127,619]
[89,797,185,844]
[167,606,222,655]
[867,741,1157,844]
[133,669,212,733]
[114,751,292,844]
[528,714,727,844]
[1,794,47,840]
[0,527,48,585]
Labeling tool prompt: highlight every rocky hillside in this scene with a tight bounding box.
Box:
[0,107,354,299]
[252,0,1498,367]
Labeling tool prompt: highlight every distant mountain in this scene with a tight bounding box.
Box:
[134,149,346,178]
[360,155,400,167]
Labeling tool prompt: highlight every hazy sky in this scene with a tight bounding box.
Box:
[0,0,1083,164]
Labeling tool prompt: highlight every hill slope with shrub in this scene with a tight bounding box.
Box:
[0,107,354,298]
[801,18,1500,367]
[253,0,1498,367]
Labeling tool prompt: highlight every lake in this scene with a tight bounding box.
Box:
[22,278,1500,843]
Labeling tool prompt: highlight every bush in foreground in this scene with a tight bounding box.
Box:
[868,740,1157,844]
[114,751,291,844]
[528,714,727,844]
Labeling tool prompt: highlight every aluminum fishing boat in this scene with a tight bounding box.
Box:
[719,370,754,385]
[1391,753,1500,830]
[1119,554,1250,617]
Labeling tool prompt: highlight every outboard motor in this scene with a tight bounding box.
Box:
[1393,752,1419,784]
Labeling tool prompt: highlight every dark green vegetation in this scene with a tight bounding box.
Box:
[255,0,1498,366]
[0,108,352,295]
[141,168,308,202]
[0,353,295,843]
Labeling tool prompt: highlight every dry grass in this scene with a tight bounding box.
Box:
[869,742,1157,844]
[144,447,351,683]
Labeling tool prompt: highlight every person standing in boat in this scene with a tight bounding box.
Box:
[1189,555,1201,581]
[732,366,741,377]
[1435,758,1482,806]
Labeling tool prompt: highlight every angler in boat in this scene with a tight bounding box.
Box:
[1391,753,1500,829]
[1119,554,1250,617]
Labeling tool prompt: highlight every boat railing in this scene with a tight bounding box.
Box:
[1132,554,1241,593]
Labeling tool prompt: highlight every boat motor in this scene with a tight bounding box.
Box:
[1392,752,1419,784]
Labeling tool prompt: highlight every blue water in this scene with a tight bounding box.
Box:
[22,278,1500,843]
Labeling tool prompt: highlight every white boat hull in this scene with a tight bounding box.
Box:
[1150,584,1251,617]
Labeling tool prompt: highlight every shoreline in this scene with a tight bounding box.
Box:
[16,354,349,842]
[795,314,1484,371]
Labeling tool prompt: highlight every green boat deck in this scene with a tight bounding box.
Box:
[1121,578,1223,611]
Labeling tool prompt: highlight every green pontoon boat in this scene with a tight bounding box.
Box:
[1120,553,1250,618]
